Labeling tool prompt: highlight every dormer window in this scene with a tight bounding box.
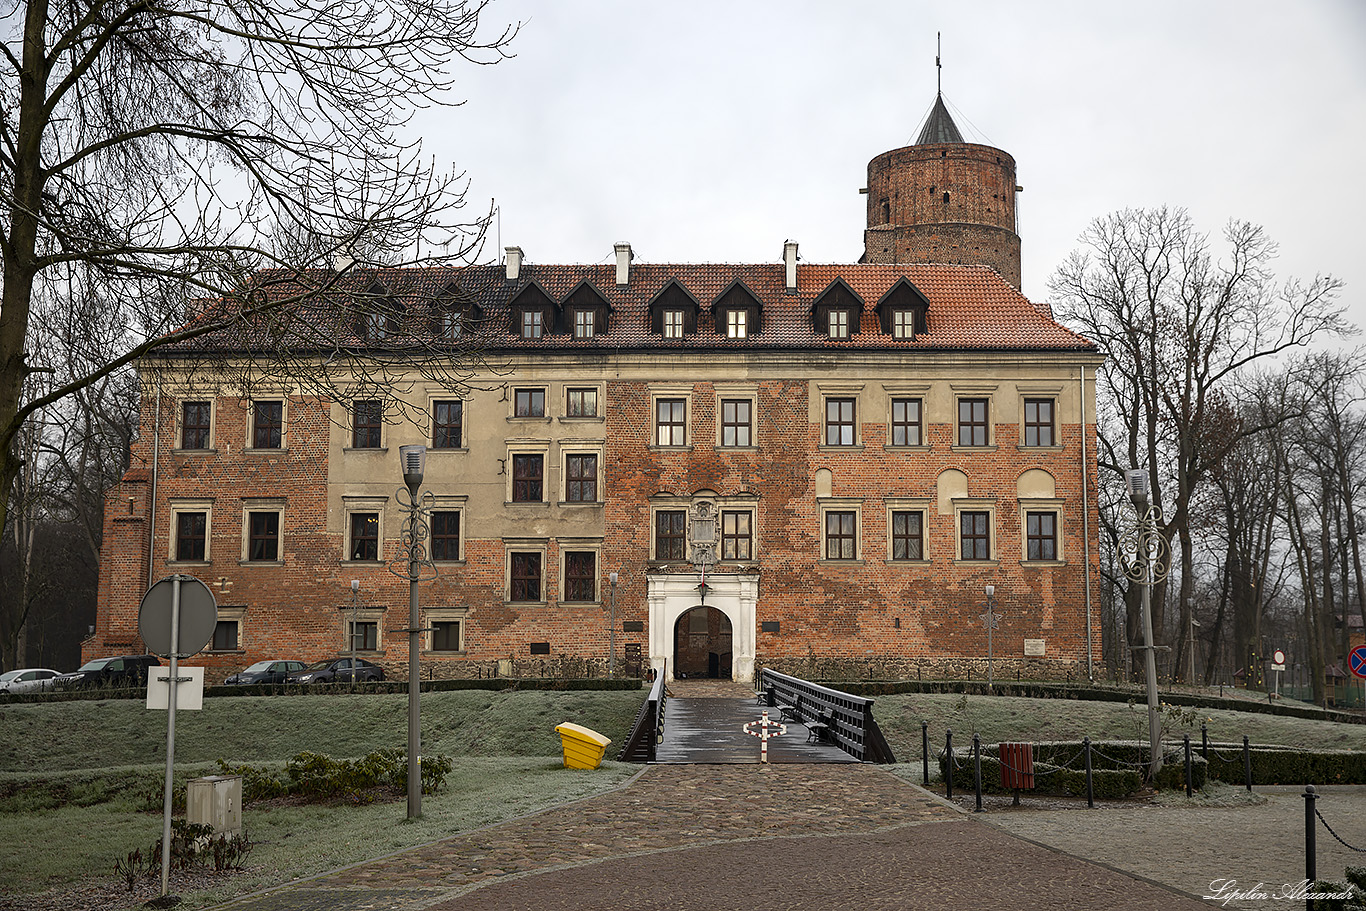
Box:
[811,278,865,338]
[432,280,479,341]
[509,282,558,339]
[522,310,543,339]
[574,309,595,338]
[876,277,930,338]
[663,310,684,338]
[442,310,464,339]
[726,309,748,339]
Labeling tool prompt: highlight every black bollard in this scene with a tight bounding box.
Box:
[1201,721,1208,760]
[1305,784,1318,905]
[945,729,954,800]
[1184,733,1192,798]
[1084,736,1094,809]
[922,721,930,786]
[973,733,983,813]
[1243,735,1253,792]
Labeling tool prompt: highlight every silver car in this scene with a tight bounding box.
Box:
[0,668,61,694]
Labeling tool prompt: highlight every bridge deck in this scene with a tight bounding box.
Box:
[653,681,858,764]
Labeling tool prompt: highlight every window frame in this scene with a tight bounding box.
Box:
[662,309,684,338]
[509,550,544,603]
[564,452,600,504]
[828,309,850,339]
[726,309,748,339]
[425,606,469,654]
[180,400,213,450]
[351,399,383,449]
[1023,397,1057,448]
[249,399,284,450]
[823,509,859,561]
[511,453,545,503]
[348,620,379,652]
[889,509,926,562]
[431,399,464,449]
[565,386,601,418]
[211,619,240,652]
[520,309,544,339]
[573,309,596,338]
[562,550,598,603]
[348,511,381,562]
[719,396,754,448]
[430,509,462,562]
[513,387,546,418]
[719,508,754,562]
[653,508,688,561]
[242,502,284,564]
[957,397,990,447]
[892,309,917,339]
[655,397,688,447]
[207,605,247,653]
[956,507,995,562]
[824,396,857,447]
[889,397,923,448]
[169,499,213,564]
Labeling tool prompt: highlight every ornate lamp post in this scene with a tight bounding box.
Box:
[395,444,435,819]
[1121,469,1171,778]
[981,585,1002,689]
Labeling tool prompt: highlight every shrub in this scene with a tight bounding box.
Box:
[937,740,1205,798]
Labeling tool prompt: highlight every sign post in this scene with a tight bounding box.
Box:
[138,575,217,900]
[1271,648,1286,700]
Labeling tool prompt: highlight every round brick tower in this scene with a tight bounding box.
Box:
[862,94,1022,288]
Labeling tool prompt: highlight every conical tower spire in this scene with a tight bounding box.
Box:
[915,94,964,145]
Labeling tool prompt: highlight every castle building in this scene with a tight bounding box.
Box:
[89,96,1101,684]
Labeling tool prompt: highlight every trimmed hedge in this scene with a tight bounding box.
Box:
[938,740,1206,798]
[1205,744,1366,786]
[833,678,1366,725]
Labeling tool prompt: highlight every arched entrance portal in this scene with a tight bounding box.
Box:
[673,606,733,679]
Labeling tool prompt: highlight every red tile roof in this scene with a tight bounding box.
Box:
[166,261,1096,354]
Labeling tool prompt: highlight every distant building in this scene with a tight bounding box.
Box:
[90,94,1101,683]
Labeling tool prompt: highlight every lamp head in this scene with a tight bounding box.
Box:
[350,579,359,592]
[609,572,619,585]
[985,584,995,598]
[399,444,427,494]
[1125,469,1150,508]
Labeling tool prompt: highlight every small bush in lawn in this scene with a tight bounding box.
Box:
[113,847,149,892]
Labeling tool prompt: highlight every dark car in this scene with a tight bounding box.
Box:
[55,655,161,689]
[224,660,308,685]
[286,657,385,685]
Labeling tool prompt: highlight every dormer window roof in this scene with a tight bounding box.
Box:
[811,278,865,338]
[875,277,930,337]
[432,279,481,340]
[563,280,611,338]
[355,279,402,341]
[508,282,559,338]
[648,280,701,337]
[712,280,762,336]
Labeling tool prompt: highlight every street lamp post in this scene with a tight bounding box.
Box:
[981,585,1002,690]
[396,444,434,820]
[1122,469,1171,779]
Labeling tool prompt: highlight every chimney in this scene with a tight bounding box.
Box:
[783,240,799,293]
[504,246,524,281]
[614,242,633,286]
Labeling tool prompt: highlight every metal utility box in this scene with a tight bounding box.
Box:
[187,775,243,836]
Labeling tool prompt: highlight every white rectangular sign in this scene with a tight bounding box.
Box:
[146,666,205,710]
[1023,638,1046,657]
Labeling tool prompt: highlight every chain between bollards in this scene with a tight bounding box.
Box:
[973,733,983,813]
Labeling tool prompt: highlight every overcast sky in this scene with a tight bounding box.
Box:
[417,0,1366,327]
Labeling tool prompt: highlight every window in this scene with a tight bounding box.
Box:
[521,310,543,339]
[350,512,379,561]
[565,454,597,502]
[960,511,991,561]
[514,388,545,417]
[352,400,382,448]
[349,621,378,652]
[176,512,207,561]
[212,620,239,651]
[566,387,598,417]
[1026,511,1058,561]
[432,620,463,652]
[441,310,463,339]
[433,401,462,448]
[824,510,857,560]
[825,397,856,446]
[252,401,282,449]
[431,511,461,561]
[512,454,544,502]
[565,551,596,601]
[655,510,687,560]
[726,309,748,338]
[663,309,684,338]
[656,398,686,446]
[720,399,752,447]
[828,310,850,339]
[247,511,279,562]
[181,401,211,449]
[720,510,752,561]
[890,398,922,447]
[893,309,917,339]
[573,310,595,338]
[510,552,541,601]
[958,398,989,446]
[1024,398,1055,447]
[891,510,924,561]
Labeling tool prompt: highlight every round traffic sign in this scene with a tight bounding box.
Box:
[138,575,218,658]
[1273,649,1286,666]
[1350,646,1366,681]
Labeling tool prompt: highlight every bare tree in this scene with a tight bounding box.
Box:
[1051,207,1347,678]
[0,0,516,669]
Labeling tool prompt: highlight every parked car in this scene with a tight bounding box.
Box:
[286,657,385,684]
[0,668,61,694]
[224,660,308,685]
[54,655,160,689]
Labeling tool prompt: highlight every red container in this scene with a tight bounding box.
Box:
[998,742,1035,790]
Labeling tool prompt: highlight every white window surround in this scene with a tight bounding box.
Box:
[168,498,215,564]
[208,605,247,652]
[952,499,997,564]
[428,498,466,562]
[561,445,605,505]
[1019,498,1066,564]
[344,608,387,654]
[1016,385,1065,448]
[425,391,468,451]
[240,498,286,564]
[425,606,469,653]
[503,537,549,605]
[817,498,863,563]
[175,398,216,451]
[884,497,932,562]
[341,496,388,563]
[715,384,759,448]
[562,384,605,421]
[559,540,603,603]
[650,385,693,448]
[505,441,551,504]
[245,397,289,451]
